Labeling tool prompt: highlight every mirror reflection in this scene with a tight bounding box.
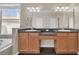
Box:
[26,5,74,29]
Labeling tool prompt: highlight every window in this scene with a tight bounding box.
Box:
[1,20,20,34]
[0,7,20,35]
[2,8,20,19]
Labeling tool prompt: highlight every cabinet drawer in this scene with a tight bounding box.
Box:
[57,33,68,37]
[40,35,56,39]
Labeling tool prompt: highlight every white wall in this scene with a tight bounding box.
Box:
[74,7,79,29]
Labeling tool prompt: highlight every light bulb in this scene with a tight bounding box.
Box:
[36,7,40,9]
[32,7,35,10]
[57,7,60,9]
[65,7,69,9]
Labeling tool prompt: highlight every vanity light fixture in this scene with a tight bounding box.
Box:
[36,7,40,12]
[27,7,40,12]
[36,7,40,9]
[55,7,69,12]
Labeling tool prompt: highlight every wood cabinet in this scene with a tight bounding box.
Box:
[18,32,40,53]
[18,31,78,54]
[68,33,78,53]
[18,32,28,53]
[29,33,40,53]
[56,32,68,53]
[56,38,68,53]
[56,32,78,54]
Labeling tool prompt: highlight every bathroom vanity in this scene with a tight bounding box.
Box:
[18,28,79,54]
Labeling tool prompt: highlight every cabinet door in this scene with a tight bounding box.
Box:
[56,37,68,53]
[68,37,78,53]
[18,32,29,52]
[29,32,40,53]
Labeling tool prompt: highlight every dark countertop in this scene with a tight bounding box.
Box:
[18,30,41,32]
[18,28,79,33]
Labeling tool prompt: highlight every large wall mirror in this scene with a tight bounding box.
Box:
[26,4,75,29]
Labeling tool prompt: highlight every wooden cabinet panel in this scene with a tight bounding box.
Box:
[18,32,78,54]
[18,33,28,52]
[56,32,78,54]
[56,38,68,53]
[18,32,40,53]
[69,32,78,37]
[68,33,78,53]
[29,33,40,53]
[68,37,78,53]
[29,38,40,52]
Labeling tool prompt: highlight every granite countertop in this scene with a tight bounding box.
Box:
[18,28,41,32]
[18,28,79,32]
